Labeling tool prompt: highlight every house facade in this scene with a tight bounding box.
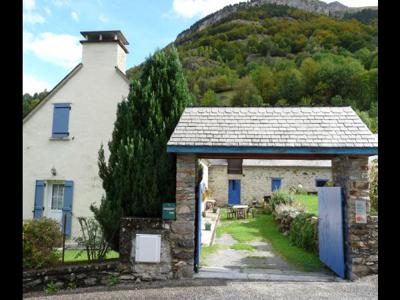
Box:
[204,159,332,206]
[23,31,130,238]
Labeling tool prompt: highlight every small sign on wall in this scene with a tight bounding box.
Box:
[355,199,367,223]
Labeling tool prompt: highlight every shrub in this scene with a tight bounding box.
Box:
[290,212,319,253]
[74,217,111,262]
[44,281,60,294]
[273,203,304,234]
[270,189,294,211]
[288,184,306,195]
[370,158,378,214]
[263,203,272,215]
[23,218,63,269]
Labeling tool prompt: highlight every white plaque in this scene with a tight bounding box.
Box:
[355,200,367,223]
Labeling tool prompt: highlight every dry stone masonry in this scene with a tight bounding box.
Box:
[119,218,173,281]
[332,156,378,279]
[23,261,125,293]
[119,155,197,280]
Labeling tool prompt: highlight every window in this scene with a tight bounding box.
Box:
[228,159,242,174]
[51,184,64,210]
[271,178,282,192]
[52,103,71,137]
[316,179,329,187]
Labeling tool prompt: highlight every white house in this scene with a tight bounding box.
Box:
[23,30,130,239]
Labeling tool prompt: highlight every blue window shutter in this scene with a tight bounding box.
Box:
[52,103,71,137]
[62,181,74,237]
[33,180,45,219]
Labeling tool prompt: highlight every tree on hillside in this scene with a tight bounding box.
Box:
[201,90,219,106]
[231,76,263,106]
[91,46,192,250]
[23,90,49,117]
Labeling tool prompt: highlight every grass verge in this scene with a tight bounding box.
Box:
[230,243,256,251]
[294,194,319,215]
[60,249,119,262]
[200,244,228,267]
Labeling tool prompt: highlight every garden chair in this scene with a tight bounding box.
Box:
[227,206,236,219]
[247,207,255,218]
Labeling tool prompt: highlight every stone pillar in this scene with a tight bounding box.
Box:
[170,154,196,278]
[332,155,378,280]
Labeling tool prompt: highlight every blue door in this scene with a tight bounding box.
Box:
[318,187,345,278]
[228,180,241,205]
[271,178,282,192]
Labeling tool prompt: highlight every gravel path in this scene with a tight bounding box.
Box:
[25,275,378,300]
[204,233,298,271]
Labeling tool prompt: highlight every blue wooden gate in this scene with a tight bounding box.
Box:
[228,180,241,205]
[195,180,206,272]
[318,187,346,278]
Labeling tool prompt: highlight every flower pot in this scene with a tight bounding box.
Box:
[205,223,211,231]
[212,207,218,213]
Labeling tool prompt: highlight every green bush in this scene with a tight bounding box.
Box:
[263,203,272,215]
[270,189,294,211]
[74,217,110,262]
[370,159,378,214]
[289,213,318,253]
[288,185,307,195]
[23,218,63,269]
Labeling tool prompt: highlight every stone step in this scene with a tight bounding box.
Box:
[195,267,343,282]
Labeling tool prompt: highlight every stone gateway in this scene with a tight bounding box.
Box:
[166,107,378,280]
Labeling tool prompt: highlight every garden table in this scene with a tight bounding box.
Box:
[232,204,249,219]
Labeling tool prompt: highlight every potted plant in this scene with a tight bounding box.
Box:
[205,222,211,231]
[212,207,218,213]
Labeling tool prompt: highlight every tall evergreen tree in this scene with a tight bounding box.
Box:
[91,46,192,250]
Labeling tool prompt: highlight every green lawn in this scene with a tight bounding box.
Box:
[294,194,319,215]
[60,249,119,262]
[207,208,324,272]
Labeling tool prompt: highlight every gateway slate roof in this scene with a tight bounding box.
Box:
[167,107,377,149]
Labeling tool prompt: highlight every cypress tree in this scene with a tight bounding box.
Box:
[91,46,192,250]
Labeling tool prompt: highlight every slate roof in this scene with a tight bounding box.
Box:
[167,107,377,148]
[207,159,332,168]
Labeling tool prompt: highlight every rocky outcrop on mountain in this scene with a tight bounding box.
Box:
[176,0,377,41]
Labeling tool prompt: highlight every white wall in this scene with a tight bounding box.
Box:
[23,42,130,238]
[199,159,208,188]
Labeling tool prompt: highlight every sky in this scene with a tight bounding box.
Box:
[23,0,378,94]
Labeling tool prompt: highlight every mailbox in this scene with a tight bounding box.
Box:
[162,203,176,220]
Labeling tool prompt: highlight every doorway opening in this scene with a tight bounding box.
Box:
[195,158,344,279]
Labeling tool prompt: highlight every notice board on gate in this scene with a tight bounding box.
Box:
[355,199,367,223]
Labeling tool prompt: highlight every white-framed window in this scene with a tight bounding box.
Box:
[51,183,64,210]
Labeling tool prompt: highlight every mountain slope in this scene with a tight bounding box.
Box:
[127,2,378,132]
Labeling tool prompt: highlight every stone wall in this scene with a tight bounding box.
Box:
[117,155,197,281]
[173,154,197,278]
[23,261,131,293]
[208,165,229,207]
[332,155,378,279]
[349,216,378,277]
[208,165,332,206]
[119,218,174,281]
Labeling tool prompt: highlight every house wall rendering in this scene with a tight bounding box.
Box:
[23,31,130,238]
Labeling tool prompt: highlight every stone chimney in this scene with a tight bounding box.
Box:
[80,30,129,73]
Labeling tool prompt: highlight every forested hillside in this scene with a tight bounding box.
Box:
[23,90,49,118]
[128,4,378,132]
